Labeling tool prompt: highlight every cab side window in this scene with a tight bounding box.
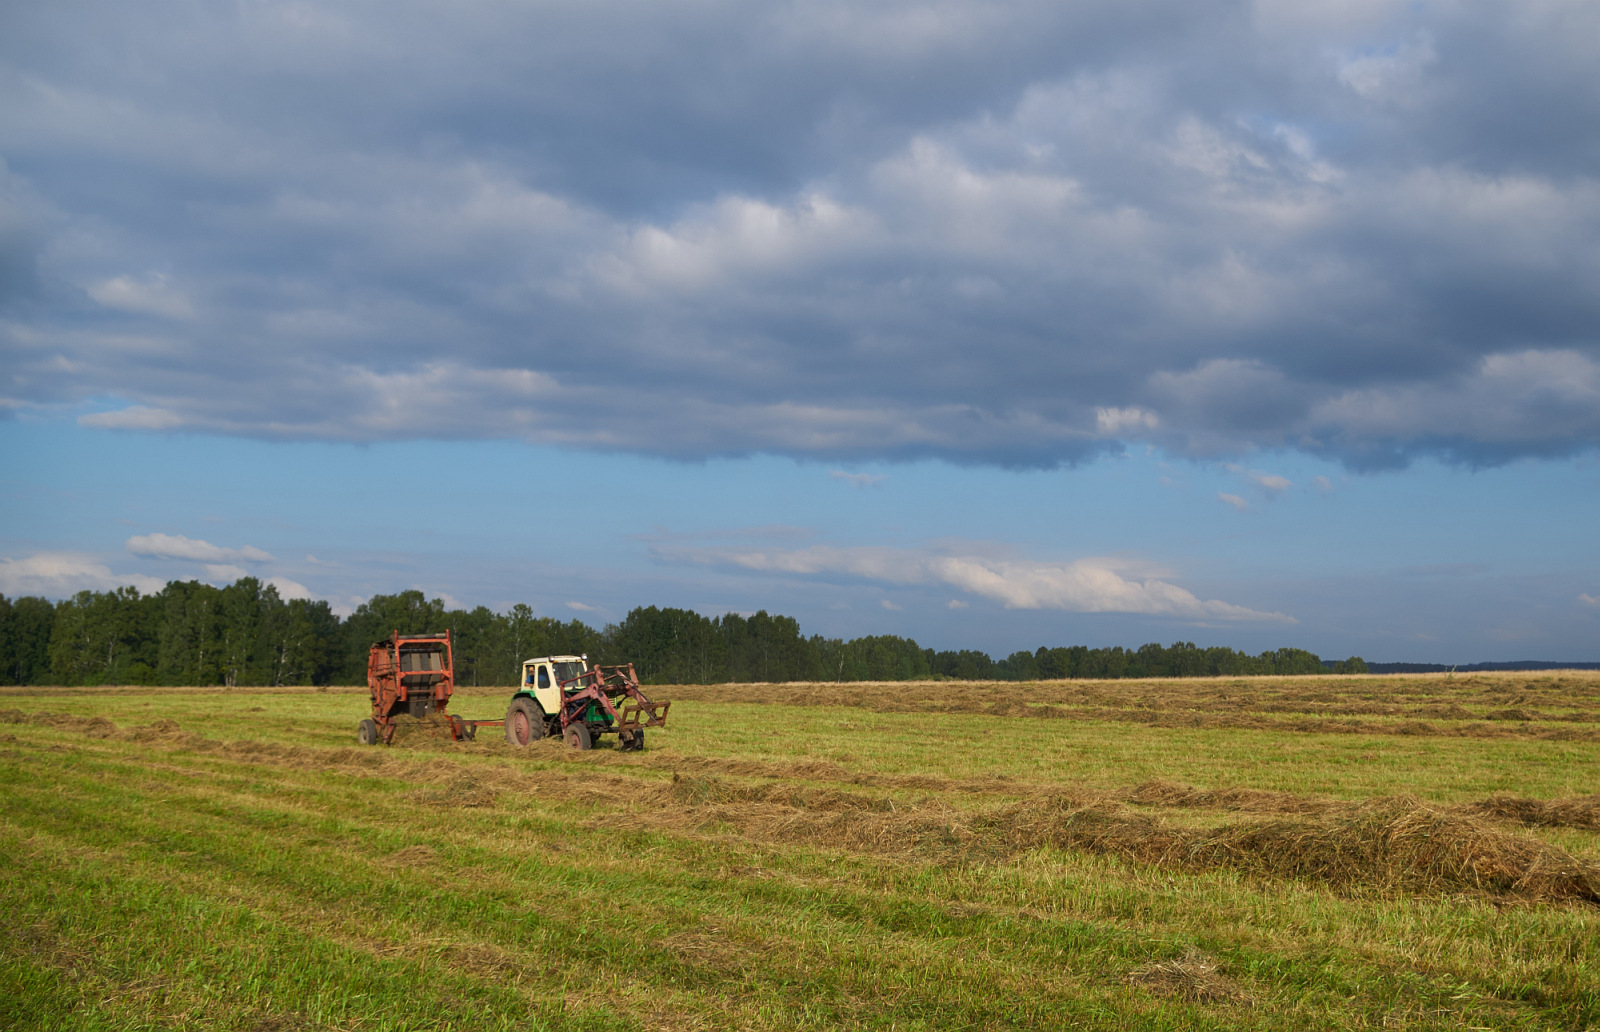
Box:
[537,666,551,690]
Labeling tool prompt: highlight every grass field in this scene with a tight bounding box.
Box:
[2,671,1597,1031]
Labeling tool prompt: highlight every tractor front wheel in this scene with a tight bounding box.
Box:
[620,729,645,752]
[357,718,378,745]
[563,722,592,750]
[505,698,544,747]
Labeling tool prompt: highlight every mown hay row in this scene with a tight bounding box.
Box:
[1458,794,1600,831]
[946,706,1600,740]
[1120,778,1335,814]
[9,712,1599,902]
[11,710,1600,837]
[667,673,1600,714]
[1190,800,1595,899]
[667,772,903,813]
[646,787,1600,904]
[1122,778,1600,833]
[653,687,1600,740]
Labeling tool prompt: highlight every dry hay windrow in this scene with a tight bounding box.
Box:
[10,710,1600,903]
[1129,797,1598,902]
[1080,711,1600,741]
[664,678,1600,741]
[1120,778,1336,815]
[12,709,1600,836]
[645,781,1600,904]
[638,752,1009,795]
[1111,778,1600,834]
[667,671,1600,708]
[1457,794,1600,832]
[12,708,1600,836]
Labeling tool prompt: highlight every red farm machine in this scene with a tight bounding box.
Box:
[356,632,669,751]
[358,631,472,745]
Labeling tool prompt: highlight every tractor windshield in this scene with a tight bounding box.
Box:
[553,660,586,686]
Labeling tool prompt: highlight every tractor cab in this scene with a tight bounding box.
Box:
[521,654,589,711]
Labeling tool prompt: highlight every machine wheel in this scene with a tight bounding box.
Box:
[620,729,645,752]
[563,722,592,750]
[505,698,544,747]
[357,718,378,745]
[450,714,476,742]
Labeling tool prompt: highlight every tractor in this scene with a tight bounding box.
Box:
[505,655,670,751]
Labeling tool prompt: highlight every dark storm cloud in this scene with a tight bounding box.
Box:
[2,0,1597,467]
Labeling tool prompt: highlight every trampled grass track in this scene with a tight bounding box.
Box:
[1,671,1596,1030]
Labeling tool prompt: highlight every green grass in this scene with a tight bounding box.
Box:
[1,673,1596,1030]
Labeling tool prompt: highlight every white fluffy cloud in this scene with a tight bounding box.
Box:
[656,543,1292,622]
[0,550,318,601]
[268,577,312,600]
[0,552,165,597]
[125,534,273,563]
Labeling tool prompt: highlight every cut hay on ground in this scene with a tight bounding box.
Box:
[668,672,1600,741]
[1128,948,1250,1004]
[647,777,1600,904]
[1457,794,1600,831]
[17,709,1600,905]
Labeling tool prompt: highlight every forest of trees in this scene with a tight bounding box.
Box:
[0,578,1367,687]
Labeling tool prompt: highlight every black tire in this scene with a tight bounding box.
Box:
[620,728,645,752]
[357,718,378,745]
[505,697,545,747]
[563,722,592,751]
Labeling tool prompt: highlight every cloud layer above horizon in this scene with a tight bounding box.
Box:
[653,541,1295,622]
[3,0,1598,469]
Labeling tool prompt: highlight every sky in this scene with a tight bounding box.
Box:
[1,0,1597,662]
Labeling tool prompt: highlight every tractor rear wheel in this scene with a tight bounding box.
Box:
[357,718,378,745]
[563,722,592,750]
[505,698,544,747]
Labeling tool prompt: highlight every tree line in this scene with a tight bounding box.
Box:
[0,578,1367,687]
